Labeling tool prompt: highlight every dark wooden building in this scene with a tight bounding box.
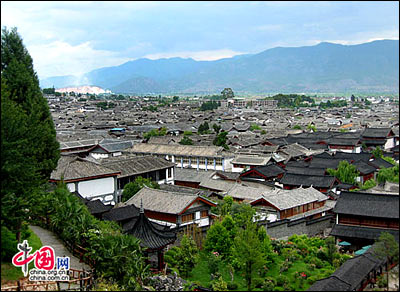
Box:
[331,191,399,250]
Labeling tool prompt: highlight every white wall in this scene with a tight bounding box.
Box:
[78,177,115,198]
[67,182,75,193]
[385,138,395,150]
[90,153,109,159]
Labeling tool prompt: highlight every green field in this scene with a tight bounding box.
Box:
[1,227,43,284]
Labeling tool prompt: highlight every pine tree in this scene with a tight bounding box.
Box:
[1,27,60,240]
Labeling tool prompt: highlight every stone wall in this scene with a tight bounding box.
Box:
[260,214,335,240]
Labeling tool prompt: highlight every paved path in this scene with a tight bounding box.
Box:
[29,225,90,271]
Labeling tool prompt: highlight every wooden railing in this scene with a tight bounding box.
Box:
[0,268,93,291]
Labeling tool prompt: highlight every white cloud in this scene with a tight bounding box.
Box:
[27,40,131,78]
[143,49,246,61]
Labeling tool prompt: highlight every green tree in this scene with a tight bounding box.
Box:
[213,123,221,134]
[377,165,399,184]
[325,237,337,265]
[307,124,317,132]
[327,160,359,185]
[292,125,302,130]
[121,177,159,202]
[360,179,377,190]
[221,88,234,99]
[172,96,179,102]
[250,124,261,131]
[179,135,194,145]
[198,122,210,134]
[203,220,233,257]
[164,235,198,277]
[233,222,266,291]
[372,146,383,158]
[373,232,399,291]
[213,130,229,150]
[1,27,60,241]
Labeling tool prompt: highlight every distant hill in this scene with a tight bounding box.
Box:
[40,40,399,94]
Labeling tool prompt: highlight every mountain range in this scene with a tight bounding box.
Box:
[40,40,399,94]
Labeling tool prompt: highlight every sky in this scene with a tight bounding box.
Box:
[1,1,398,79]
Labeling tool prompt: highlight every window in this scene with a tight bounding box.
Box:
[182,213,194,223]
[159,170,166,180]
[201,210,208,218]
[168,168,172,178]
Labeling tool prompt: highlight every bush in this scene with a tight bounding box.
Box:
[253,277,264,288]
[276,275,289,286]
[1,225,18,261]
[262,277,276,291]
[377,274,387,288]
[211,276,228,291]
[227,282,238,290]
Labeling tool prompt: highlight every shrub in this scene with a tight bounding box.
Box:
[262,277,276,291]
[276,275,289,286]
[1,225,18,261]
[253,277,264,288]
[211,276,228,291]
[227,282,238,290]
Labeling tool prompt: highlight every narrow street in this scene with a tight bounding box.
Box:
[29,225,90,271]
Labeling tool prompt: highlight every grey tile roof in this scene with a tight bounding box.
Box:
[331,224,399,241]
[174,168,215,183]
[128,143,234,158]
[123,186,215,215]
[231,155,271,165]
[285,166,326,176]
[102,205,140,222]
[99,140,133,152]
[333,191,399,219]
[199,178,237,192]
[362,127,393,138]
[251,187,328,210]
[102,156,175,178]
[124,212,177,249]
[225,184,266,201]
[50,156,120,181]
[279,173,336,189]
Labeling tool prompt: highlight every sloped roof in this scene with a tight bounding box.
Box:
[308,158,352,170]
[128,143,233,158]
[240,164,285,179]
[328,138,360,146]
[85,199,113,215]
[60,139,98,150]
[102,204,140,222]
[50,156,120,181]
[199,178,237,192]
[251,187,328,211]
[308,243,388,291]
[307,276,351,291]
[362,128,393,138]
[123,186,215,215]
[352,160,376,175]
[98,140,133,152]
[231,155,271,166]
[124,211,177,250]
[368,157,395,169]
[285,166,326,176]
[174,168,215,183]
[280,173,336,189]
[102,156,175,178]
[333,191,399,218]
[225,184,266,201]
[333,152,372,162]
[331,224,399,241]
